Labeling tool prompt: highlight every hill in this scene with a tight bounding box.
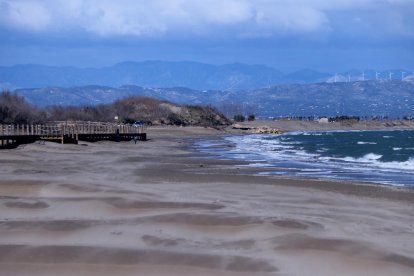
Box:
[0,91,230,127]
[1,61,412,91]
[0,61,283,91]
[14,80,414,118]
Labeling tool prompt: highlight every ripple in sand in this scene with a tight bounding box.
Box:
[0,245,278,272]
[142,235,184,247]
[59,184,103,193]
[274,233,414,269]
[105,198,224,211]
[271,219,323,230]
[4,201,49,209]
[0,220,92,231]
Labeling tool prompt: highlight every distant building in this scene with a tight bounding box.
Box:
[318,117,329,123]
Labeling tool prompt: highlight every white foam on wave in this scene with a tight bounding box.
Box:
[215,133,414,187]
[302,132,323,136]
[341,154,414,172]
[343,153,383,162]
[374,158,414,172]
[357,141,377,145]
[226,134,322,163]
[225,133,414,176]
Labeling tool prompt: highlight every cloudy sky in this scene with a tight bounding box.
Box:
[0,0,413,72]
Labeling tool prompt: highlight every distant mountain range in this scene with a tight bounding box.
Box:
[15,80,414,118]
[1,61,412,91]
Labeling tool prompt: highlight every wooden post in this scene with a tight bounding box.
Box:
[60,124,64,144]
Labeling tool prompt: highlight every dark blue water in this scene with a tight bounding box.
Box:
[194,130,414,187]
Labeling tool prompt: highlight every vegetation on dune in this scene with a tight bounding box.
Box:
[0,91,230,127]
[113,96,230,127]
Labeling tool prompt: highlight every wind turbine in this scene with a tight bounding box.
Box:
[389,72,394,80]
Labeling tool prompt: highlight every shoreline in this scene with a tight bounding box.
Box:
[228,119,414,133]
[181,132,414,201]
[0,125,413,275]
[188,127,414,189]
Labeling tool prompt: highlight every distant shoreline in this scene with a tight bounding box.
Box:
[226,119,414,134]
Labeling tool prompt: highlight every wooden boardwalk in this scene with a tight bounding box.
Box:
[0,121,146,149]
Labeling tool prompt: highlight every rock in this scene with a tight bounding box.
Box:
[232,124,252,130]
[232,124,283,134]
[254,126,283,134]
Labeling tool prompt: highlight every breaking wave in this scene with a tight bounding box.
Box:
[195,130,414,187]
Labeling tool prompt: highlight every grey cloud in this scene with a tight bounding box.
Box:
[0,0,412,41]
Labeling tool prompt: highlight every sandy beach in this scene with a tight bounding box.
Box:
[0,125,413,275]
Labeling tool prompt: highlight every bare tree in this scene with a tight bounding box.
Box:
[0,91,45,124]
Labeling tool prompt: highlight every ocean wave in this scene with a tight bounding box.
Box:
[357,141,377,145]
[343,153,382,162]
[374,158,414,172]
[341,154,414,172]
[220,133,414,186]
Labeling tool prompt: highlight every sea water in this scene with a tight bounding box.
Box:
[194,130,414,187]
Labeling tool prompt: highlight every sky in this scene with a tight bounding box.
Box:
[0,0,413,72]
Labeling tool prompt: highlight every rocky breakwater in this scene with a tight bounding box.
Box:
[232,124,283,134]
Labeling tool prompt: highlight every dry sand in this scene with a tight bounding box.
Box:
[0,125,413,275]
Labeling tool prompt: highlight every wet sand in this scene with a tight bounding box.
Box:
[0,126,413,275]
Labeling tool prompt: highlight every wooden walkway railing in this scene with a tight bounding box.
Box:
[0,121,147,149]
